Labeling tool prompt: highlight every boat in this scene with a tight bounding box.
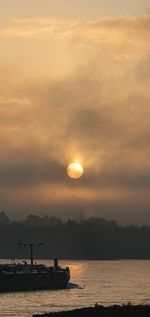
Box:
[0,244,70,292]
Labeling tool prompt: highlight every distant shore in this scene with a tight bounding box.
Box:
[33,304,150,317]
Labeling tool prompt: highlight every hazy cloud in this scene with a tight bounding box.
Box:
[0,15,150,223]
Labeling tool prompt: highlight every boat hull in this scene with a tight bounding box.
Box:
[0,270,70,292]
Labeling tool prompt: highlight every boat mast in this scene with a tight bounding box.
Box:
[30,243,35,266]
[18,242,44,266]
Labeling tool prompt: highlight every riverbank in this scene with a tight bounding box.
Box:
[33,304,150,317]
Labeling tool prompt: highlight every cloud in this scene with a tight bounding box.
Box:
[0,15,150,223]
[0,16,150,59]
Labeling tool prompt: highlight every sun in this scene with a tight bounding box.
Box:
[67,162,84,179]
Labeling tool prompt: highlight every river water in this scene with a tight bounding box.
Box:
[0,260,150,317]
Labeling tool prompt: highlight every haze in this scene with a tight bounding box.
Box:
[0,0,150,224]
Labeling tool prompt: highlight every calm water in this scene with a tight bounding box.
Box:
[0,260,150,317]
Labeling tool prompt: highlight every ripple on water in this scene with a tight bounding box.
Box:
[0,260,150,316]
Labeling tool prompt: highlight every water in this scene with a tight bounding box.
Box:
[0,260,150,317]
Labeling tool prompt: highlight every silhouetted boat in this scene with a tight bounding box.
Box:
[0,244,70,292]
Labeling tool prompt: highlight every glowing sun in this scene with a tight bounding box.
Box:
[67,162,84,179]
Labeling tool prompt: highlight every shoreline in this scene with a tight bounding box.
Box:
[33,305,150,317]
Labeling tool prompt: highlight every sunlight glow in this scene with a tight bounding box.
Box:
[67,162,84,179]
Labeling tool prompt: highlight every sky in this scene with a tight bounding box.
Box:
[0,0,150,224]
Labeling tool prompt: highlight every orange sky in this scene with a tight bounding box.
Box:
[0,1,150,224]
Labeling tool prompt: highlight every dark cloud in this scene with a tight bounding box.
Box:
[0,15,150,223]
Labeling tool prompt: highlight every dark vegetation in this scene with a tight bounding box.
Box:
[33,305,150,317]
[0,211,150,259]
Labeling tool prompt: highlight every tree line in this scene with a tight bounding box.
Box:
[0,211,150,259]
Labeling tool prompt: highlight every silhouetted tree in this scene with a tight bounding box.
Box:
[0,215,150,259]
[0,211,10,225]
